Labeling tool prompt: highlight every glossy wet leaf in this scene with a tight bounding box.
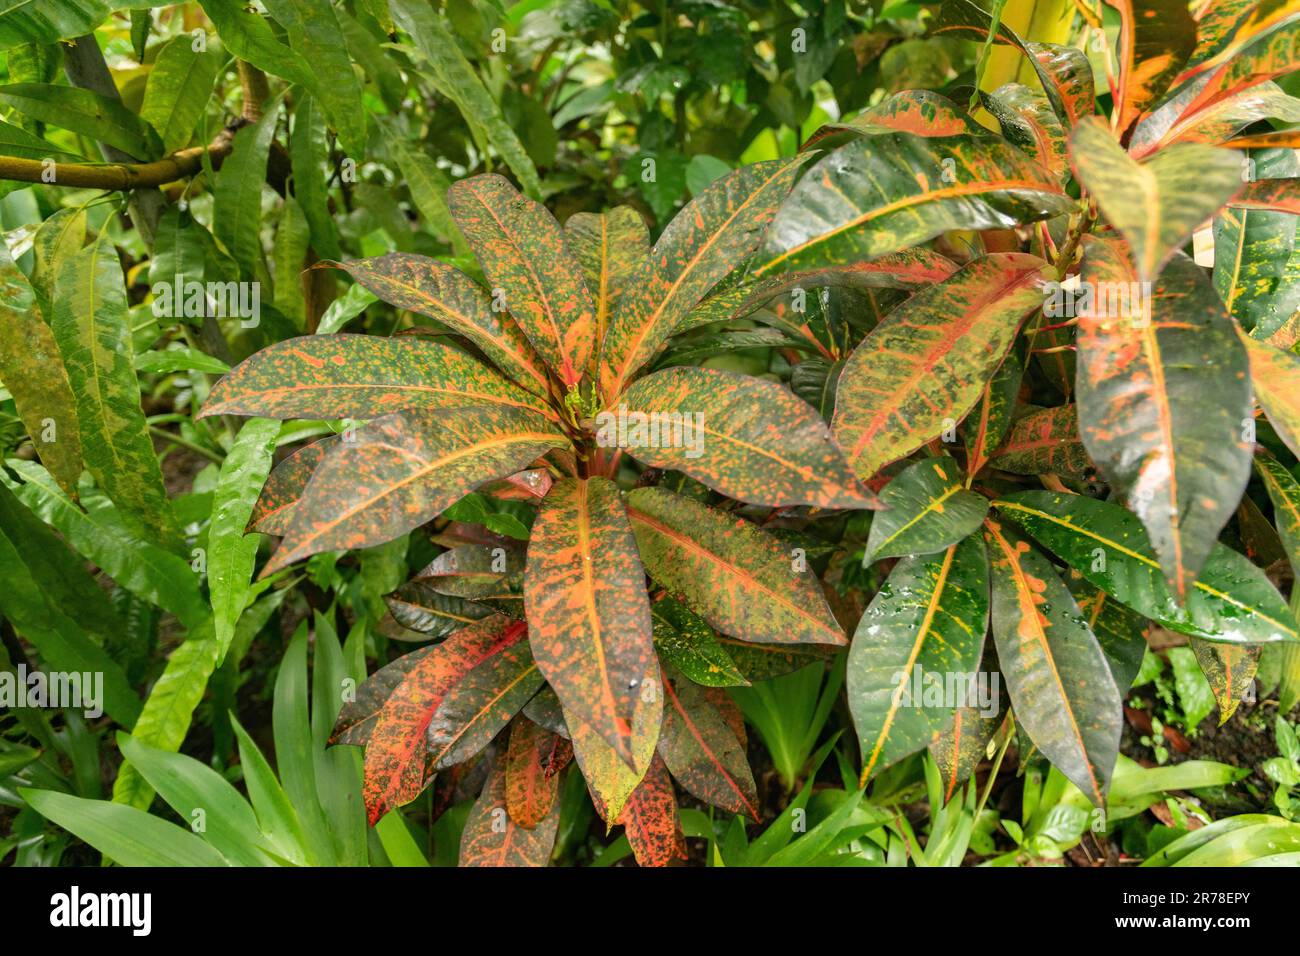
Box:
[1067,573,1149,694]
[983,83,1067,181]
[1101,0,1198,133]
[658,673,759,819]
[865,456,989,563]
[652,598,749,688]
[990,405,1094,480]
[384,581,495,637]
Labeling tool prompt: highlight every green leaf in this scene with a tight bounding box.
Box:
[0,82,160,158]
[651,599,749,688]
[0,2,112,51]
[139,35,220,153]
[273,626,335,864]
[993,491,1297,644]
[850,536,989,783]
[984,518,1122,806]
[865,455,989,562]
[288,92,342,260]
[387,136,467,254]
[213,96,281,278]
[196,0,314,88]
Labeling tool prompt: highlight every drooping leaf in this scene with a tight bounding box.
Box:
[459,759,559,866]
[865,456,989,562]
[983,83,1067,181]
[832,254,1050,481]
[0,82,160,158]
[984,517,1122,807]
[212,96,281,277]
[505,718,571,829]
[619,753,686,867]
[263,406,568,574]
[248,436,337,534]
[658,673,759,819]
[330,645,436,747]
[1191,636,1260,724]
[139,35,220,153]
[803,90,983,151]
[993,491,1297,644]
[1067,573,1149,694]
[567,704,657,823]
[626,487,845,646]
[930,705,1002,803]
[1169,16,1300,132]
[1074,240,1253,597]
[384,581,495,637]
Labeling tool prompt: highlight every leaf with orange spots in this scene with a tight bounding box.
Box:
[459,758,560,867]
[615,366,875,510]
[864,455,989,563]
[1243,333,1300,461]
[567,701,658,823]
[248,436,338,534]
[626,487,845,646]
[984,518,1122,807]
[930,704,1002,804]
[982,83,1067,182]
[360,615,527,823]
[263,406,569,575]
[619,753,685,867]
[831,254,1050,482]
[963,344,1023,480]
[415,542,525,599]
[849,536,989,785]
[800,90,983,152]
[563,206,649,353]
[198,334,555,422]
[326,254,550,397]
[658,672,759,820]
[1074,239,1253,598]
[754,134,1071,280]
[989,405,1094,480]
[1227,177,1300,215]
[524,477,660,766]
[446,174,595,387]
[1191,636,1260,724]
[1099,0,1197,134]
[331,644,436,747]
[505,717,571,829]
[598,157,807,400]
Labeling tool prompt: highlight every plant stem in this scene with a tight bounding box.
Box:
[974,717,1015,821]
[149,426,224,464]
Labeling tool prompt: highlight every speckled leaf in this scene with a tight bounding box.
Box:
[331,645,436,747]
[616,367,875,510]
[416,542,526,599]
[963,344,1023,479]
[50,238,180,550]
[564,206,649,350]
[652,598,749,688]
[459,758,559,867]
[1171,16,1300,130]
[990,405,1094,479]
[1191,636,1260,723]
[1074,240,1253,597]
[832,254,1050,481]
[983,83,1067,182]
[248,437,338,534]
[985,517,1122,807]
[865,456,989,563]
[447,174,595,387]
[1067,572,1150,693]
[0,239,81,495]
[567,702,658,823]
[426,627,542,769]
[626,487,845,646]
[524,477,659,765]
[850,536,989,784]
[619,753,686,867]
[658,672,759,819]
[993,491,1297,644]
[930,705,1002,803]
[384,581,495,638]
[1256,454,1300,581]
[362,615,526,823]
[200,334,554,422]
[1227,177,1300,215]
[505,718,571,828]
[264,406,569,574]
[1100,0,1197,133]
[328,254,550,397]
[1069,118,1242,283]
[714,637,834,681]
[599,158,806,399]
[801,90,983,151]
[1213,153,1300,330]
[1244,334,1300,460]
[754,133,1072,279]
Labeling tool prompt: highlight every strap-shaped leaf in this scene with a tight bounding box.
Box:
[658,673,759,819]
[832,253,1049,481]
[0,83,161,159]
[384,581,495,638]
[1069,118,1242,284]
[417,543,525,599]
[524,477,659,765]
[249,436,338,534]
[984,518,1122,807]
[626,487,845,646]
[615,367,874,509]
[754,133,1072,279]
[1075,240,1253,597]
[619,753,686,867]
[564,206,650,351]
[447,174,595,387]
[505,718,572,829]
[993,491,1297,644]
[850,535,989,784]
[990,405,1093,479]
[599,157,806,399]
[1244,333,1300,460]
[327,254,550,397]
[865,456,989,562]
[362,615,526,823]
[459,759,560,867]
[264,406,569,574]
[331,645,437,747]
[199,334,555,422]
[1100,0,1197,133]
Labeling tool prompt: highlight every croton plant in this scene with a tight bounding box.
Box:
[200,0,1300,866]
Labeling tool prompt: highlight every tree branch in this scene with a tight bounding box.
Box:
[0,130,237,190]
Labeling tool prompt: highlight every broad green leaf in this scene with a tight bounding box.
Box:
[599,157,806,398]
[564,206,649,350]
[754,133,1072,279]
[525,477,659,764]
[385,581,495,637]
[0,238,82,494]
[199,333,554,421]
[626,487,845,646]
[447,175,596,387]
[505,718,571,829]
[616,367,874,509]
[196,0,314,87]
[271,626,335,863]
[989,404,1093,479]
[213,97,281,278]
[1069,118,1242,283]
[984,518,1122,806]
[265,406,568,574]
[850,536,989,783]
[0,2,111,51]
[0,82,160,158]
[459,759,559,866]
[50,238,181,552]
[328,254,550,397]
[209,418,280,655]
[652,598,749,688]
[1075,241,1252,597]
[832,254,1049,481]
[658,673,759,819]
[983,83,1067,182]
[1244,333,1300,460]
[865,456,989,562]
[1214,152,1300,332]
[619,753,685,867]
[993,491,1297,644]
[1100,0,1197,133]
[139,36,220,152]
[288,92,342,260]
[387,136,467,254]
[20,788,229,867]
[1144,814,1300,866]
